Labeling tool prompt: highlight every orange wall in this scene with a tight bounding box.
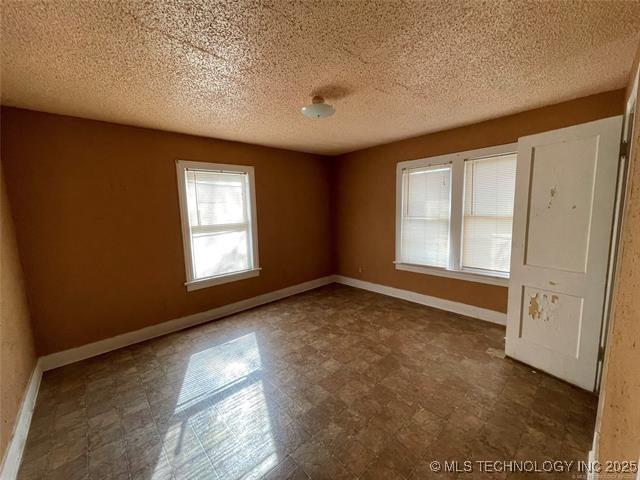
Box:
[596,54,640,463]
[0,90,627,359]
[333,90,625,313]
[0,107,333,355]
[0,164,36,462]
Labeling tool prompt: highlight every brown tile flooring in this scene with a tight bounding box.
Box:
[18,285,597,480]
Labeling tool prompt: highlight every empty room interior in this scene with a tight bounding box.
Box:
[2,1,640,479]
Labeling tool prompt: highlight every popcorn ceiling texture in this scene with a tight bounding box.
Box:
[2,0,640,155]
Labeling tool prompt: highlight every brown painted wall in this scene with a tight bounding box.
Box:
[333,90,625,313]
[596,56,640,463]
[0,90,627,359]
[0,107,333,355]
[0,164,37,462]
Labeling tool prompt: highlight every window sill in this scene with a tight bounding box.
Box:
[186,268,261,291]
[394,262,509,287]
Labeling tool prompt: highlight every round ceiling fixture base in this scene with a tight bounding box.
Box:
[301,95,335,119]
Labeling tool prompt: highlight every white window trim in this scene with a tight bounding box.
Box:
[395,143,517,287]
[176,160,260,291]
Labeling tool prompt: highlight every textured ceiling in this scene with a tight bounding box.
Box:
[2,1,640,155]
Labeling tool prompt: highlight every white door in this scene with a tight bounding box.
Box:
[505,116,623,391]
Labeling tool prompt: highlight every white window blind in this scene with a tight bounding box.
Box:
[400,165,451,268]
[462,153,517,273]
[184,169,253,280]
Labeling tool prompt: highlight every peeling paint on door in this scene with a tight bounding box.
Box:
[528,294,541,318]
[528,292,560,322]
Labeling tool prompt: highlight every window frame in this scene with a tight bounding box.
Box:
[395,143,517,287]
[176,160,260,291]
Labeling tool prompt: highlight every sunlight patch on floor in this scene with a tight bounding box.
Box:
[159,332,280,478]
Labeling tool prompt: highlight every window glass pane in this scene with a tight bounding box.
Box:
[187,171,246,227]
[401,165,451,268]
[462,153,516,273]
[192,229,249,279]
[402,218,450,267]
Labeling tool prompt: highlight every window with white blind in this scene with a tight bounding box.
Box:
[396,144,517,286]
[400,165,451,268]
[462,154,517,273]
[176,161,259,291]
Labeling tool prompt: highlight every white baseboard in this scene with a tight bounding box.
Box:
[587,447,596,480]
[0,359,42,480]
[40,275,335,371]
[587,431,600,480]
[333,275,507,325]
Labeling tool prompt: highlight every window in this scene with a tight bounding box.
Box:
[176,161,259,291]
[462,154,517,273]
[400,165,451,268]
[396,144,517,286]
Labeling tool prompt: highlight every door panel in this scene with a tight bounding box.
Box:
[525,136,598,273]
[520,286,583,357]
[506,116,622,391]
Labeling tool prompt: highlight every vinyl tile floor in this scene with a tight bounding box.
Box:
[17,284,597,480]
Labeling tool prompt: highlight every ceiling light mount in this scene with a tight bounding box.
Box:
[301,95,335,119]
